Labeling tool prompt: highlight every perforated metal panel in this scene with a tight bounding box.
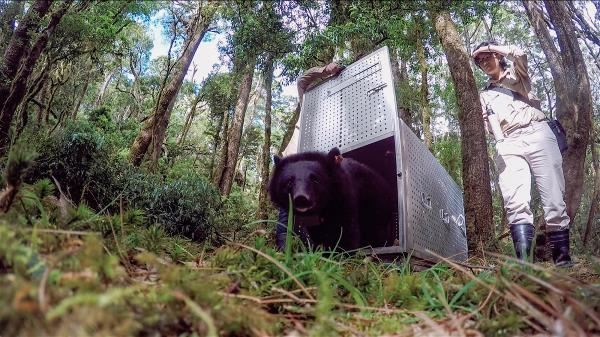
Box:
[401,120,467,261]
[299,50,395,153]
[298,46,468,262]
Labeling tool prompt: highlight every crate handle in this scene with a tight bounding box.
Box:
[421,192,432,209]
[367,83,387,96]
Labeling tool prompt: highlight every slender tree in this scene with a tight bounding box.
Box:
[394,49,419,135]
[257,53,274,220]
[415,18,433,150]
[71,57,93,120]
[431,9,495,256]
[201,73,236,180]
[214,0,294,195]
[0,0,51,103]
[0,1,72,153]
[523,0,594,221]
[0,0,24,57]
[213,58,256,195]
[178,92,204,146]
[130,1,218,167]
[95,67,117,108]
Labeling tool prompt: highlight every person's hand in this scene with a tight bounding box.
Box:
[472,45,494,59]
[324,63,345,76]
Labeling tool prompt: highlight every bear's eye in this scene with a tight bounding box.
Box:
[286,178,294,190]
[309,174,319,184]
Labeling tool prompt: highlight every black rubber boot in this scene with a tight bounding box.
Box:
[510,223,534,261]
[548,229,574,267]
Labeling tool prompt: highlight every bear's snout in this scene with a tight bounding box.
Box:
[293,194,314,213]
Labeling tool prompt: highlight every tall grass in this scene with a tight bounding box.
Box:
[0,179,598,336]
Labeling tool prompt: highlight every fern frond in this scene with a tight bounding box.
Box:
[4,144,36,187]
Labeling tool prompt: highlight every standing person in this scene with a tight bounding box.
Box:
[274,63,344,250]
[472,41,573,266]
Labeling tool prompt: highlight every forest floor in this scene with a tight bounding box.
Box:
[0,202,599,337]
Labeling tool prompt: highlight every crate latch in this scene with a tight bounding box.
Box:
[421,193,432,209]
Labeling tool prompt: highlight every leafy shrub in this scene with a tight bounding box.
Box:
[123,171,220,241]
[24,121,123,209]
[87,107,113,130]
[211,190,259,241]
[21,120,220,243]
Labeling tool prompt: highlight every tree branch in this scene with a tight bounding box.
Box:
[522,0,563,79]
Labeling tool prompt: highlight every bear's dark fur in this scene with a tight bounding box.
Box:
[268,148,394,250]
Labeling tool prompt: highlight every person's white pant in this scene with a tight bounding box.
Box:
[494,121,570,232]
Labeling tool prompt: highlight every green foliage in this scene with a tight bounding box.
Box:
[200,72,236,124]
[309,271,338,337]
[431,133,463,186]
[2,0,599,335]
[211,190,259,241]
[382,271,427,310]
[2,143,36,187]
[0,224,46,279]
[123,170,220,241]
[478,311,526,337]
[52,0,157,59]
[30,178,56,199]
[21,120,220,243]
[1,208,599,337]
[87,107,113,130]
[222,1,295,67]
[24,121,121,209]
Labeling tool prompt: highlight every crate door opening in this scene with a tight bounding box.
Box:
[342,136,400,249]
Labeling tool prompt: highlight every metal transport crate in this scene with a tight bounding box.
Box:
[297,46,468,262]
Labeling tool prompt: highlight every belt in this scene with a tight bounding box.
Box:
[505,118,549,136]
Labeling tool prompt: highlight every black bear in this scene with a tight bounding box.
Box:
[268,148,394,250]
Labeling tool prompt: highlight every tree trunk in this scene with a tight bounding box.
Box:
[0,1,71,154]
[214,58,256,195]
[95,67,116,108]
[389,47,403,112]
[278,103,300,156]
[583,132,599,246]
[209,105,229,180]
[16,59,50,134]
[391,49,417,135]
[257,54,274,220]
[415,25,432,150]
[128,51,146,120]
[177,93,203,145]
[0,0,24,57]
[44,82,59,126]
[0,0,51,105]
[72,58,92,120]
[523,0,593,221]
[211,110,229,183]
[36,79,51,125]
[130,5,215,167]
[240,79,263,142]
[432,10,495,256]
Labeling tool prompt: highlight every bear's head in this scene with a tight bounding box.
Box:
[269,148,342,214]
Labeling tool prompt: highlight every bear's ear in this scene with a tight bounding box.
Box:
[327,147,343,165]
[273,155,282,166]
[328,148,340,158]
